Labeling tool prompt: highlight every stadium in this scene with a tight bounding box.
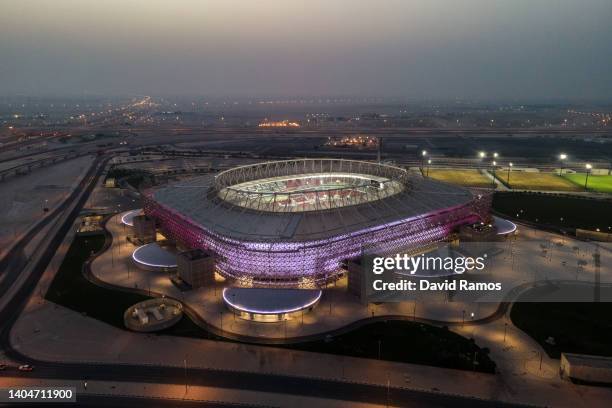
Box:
[143,159,492,287]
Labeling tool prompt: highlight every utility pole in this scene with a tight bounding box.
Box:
[184,357,188,394]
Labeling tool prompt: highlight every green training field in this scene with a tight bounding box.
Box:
[563,173,612,193]
[494,171,581,191]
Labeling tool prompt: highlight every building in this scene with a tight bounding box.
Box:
[133,214,157,243]
[347,259,368,304]
[177,249,215,288]
[143,159,492,288]
[560,353,612,385]
[222,287,321,322]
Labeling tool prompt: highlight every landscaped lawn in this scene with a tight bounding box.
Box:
[290,320,496,373]
[426,169,493,188]
[492,192,612,231]
[46,234,152,327]
[563,173,612,193]
[511,300,612,358]
[45,233,215,339]
[494,171,581,191]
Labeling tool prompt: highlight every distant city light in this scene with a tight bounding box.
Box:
[258,120,300,128]
[325,135,377,149]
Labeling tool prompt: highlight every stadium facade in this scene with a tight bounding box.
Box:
[143,159,492,287]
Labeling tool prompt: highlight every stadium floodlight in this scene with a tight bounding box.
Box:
[507,162,513,184]
[585,163,593,189]
[490,161,497,188]
[558,153,568,175]
[420,150,428,171]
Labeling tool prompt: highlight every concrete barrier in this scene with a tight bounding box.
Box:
[560,353,612,385]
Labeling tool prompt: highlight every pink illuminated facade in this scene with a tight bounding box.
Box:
[143,159,492,287]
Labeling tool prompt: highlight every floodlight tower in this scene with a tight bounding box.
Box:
[585,163,592,189]
[491,160,497,187]
[507,162,513,184]
[421,150,427,173]
[558,153,568,176]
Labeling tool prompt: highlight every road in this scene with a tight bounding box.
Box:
[1,361,521,408]
[0,156,105,285]
[0,393,262,408]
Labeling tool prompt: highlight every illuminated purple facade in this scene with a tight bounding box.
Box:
[144,159,492,287]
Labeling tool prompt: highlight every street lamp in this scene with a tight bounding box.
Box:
[491,161,497,187]
[421,150,427,172]
[427,159,432,177]
[478,151,486,159]
[232,293,236,321]
[507,162,513,184]
[558,153,567,176]
[585,163,592,189]
[503,322,508,343]
[493,152,499,158]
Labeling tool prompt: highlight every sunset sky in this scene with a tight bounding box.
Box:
[1,0,611,100]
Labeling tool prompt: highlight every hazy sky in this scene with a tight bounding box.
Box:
[1,0,611,100]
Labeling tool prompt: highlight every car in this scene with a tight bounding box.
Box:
[18,364,33,372]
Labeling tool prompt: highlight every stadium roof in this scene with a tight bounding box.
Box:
[150,171,479,242]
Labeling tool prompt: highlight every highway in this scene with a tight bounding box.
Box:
[0,155,105,284]
[10,395,268,407]
[1,360,521,408]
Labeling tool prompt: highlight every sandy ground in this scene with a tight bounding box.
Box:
[0,155,93,259]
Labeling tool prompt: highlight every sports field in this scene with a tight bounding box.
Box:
[494,171,581,191]
[563,173,612,193]
[425,169,492,187]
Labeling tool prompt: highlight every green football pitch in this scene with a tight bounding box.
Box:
[563,173,612,193]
